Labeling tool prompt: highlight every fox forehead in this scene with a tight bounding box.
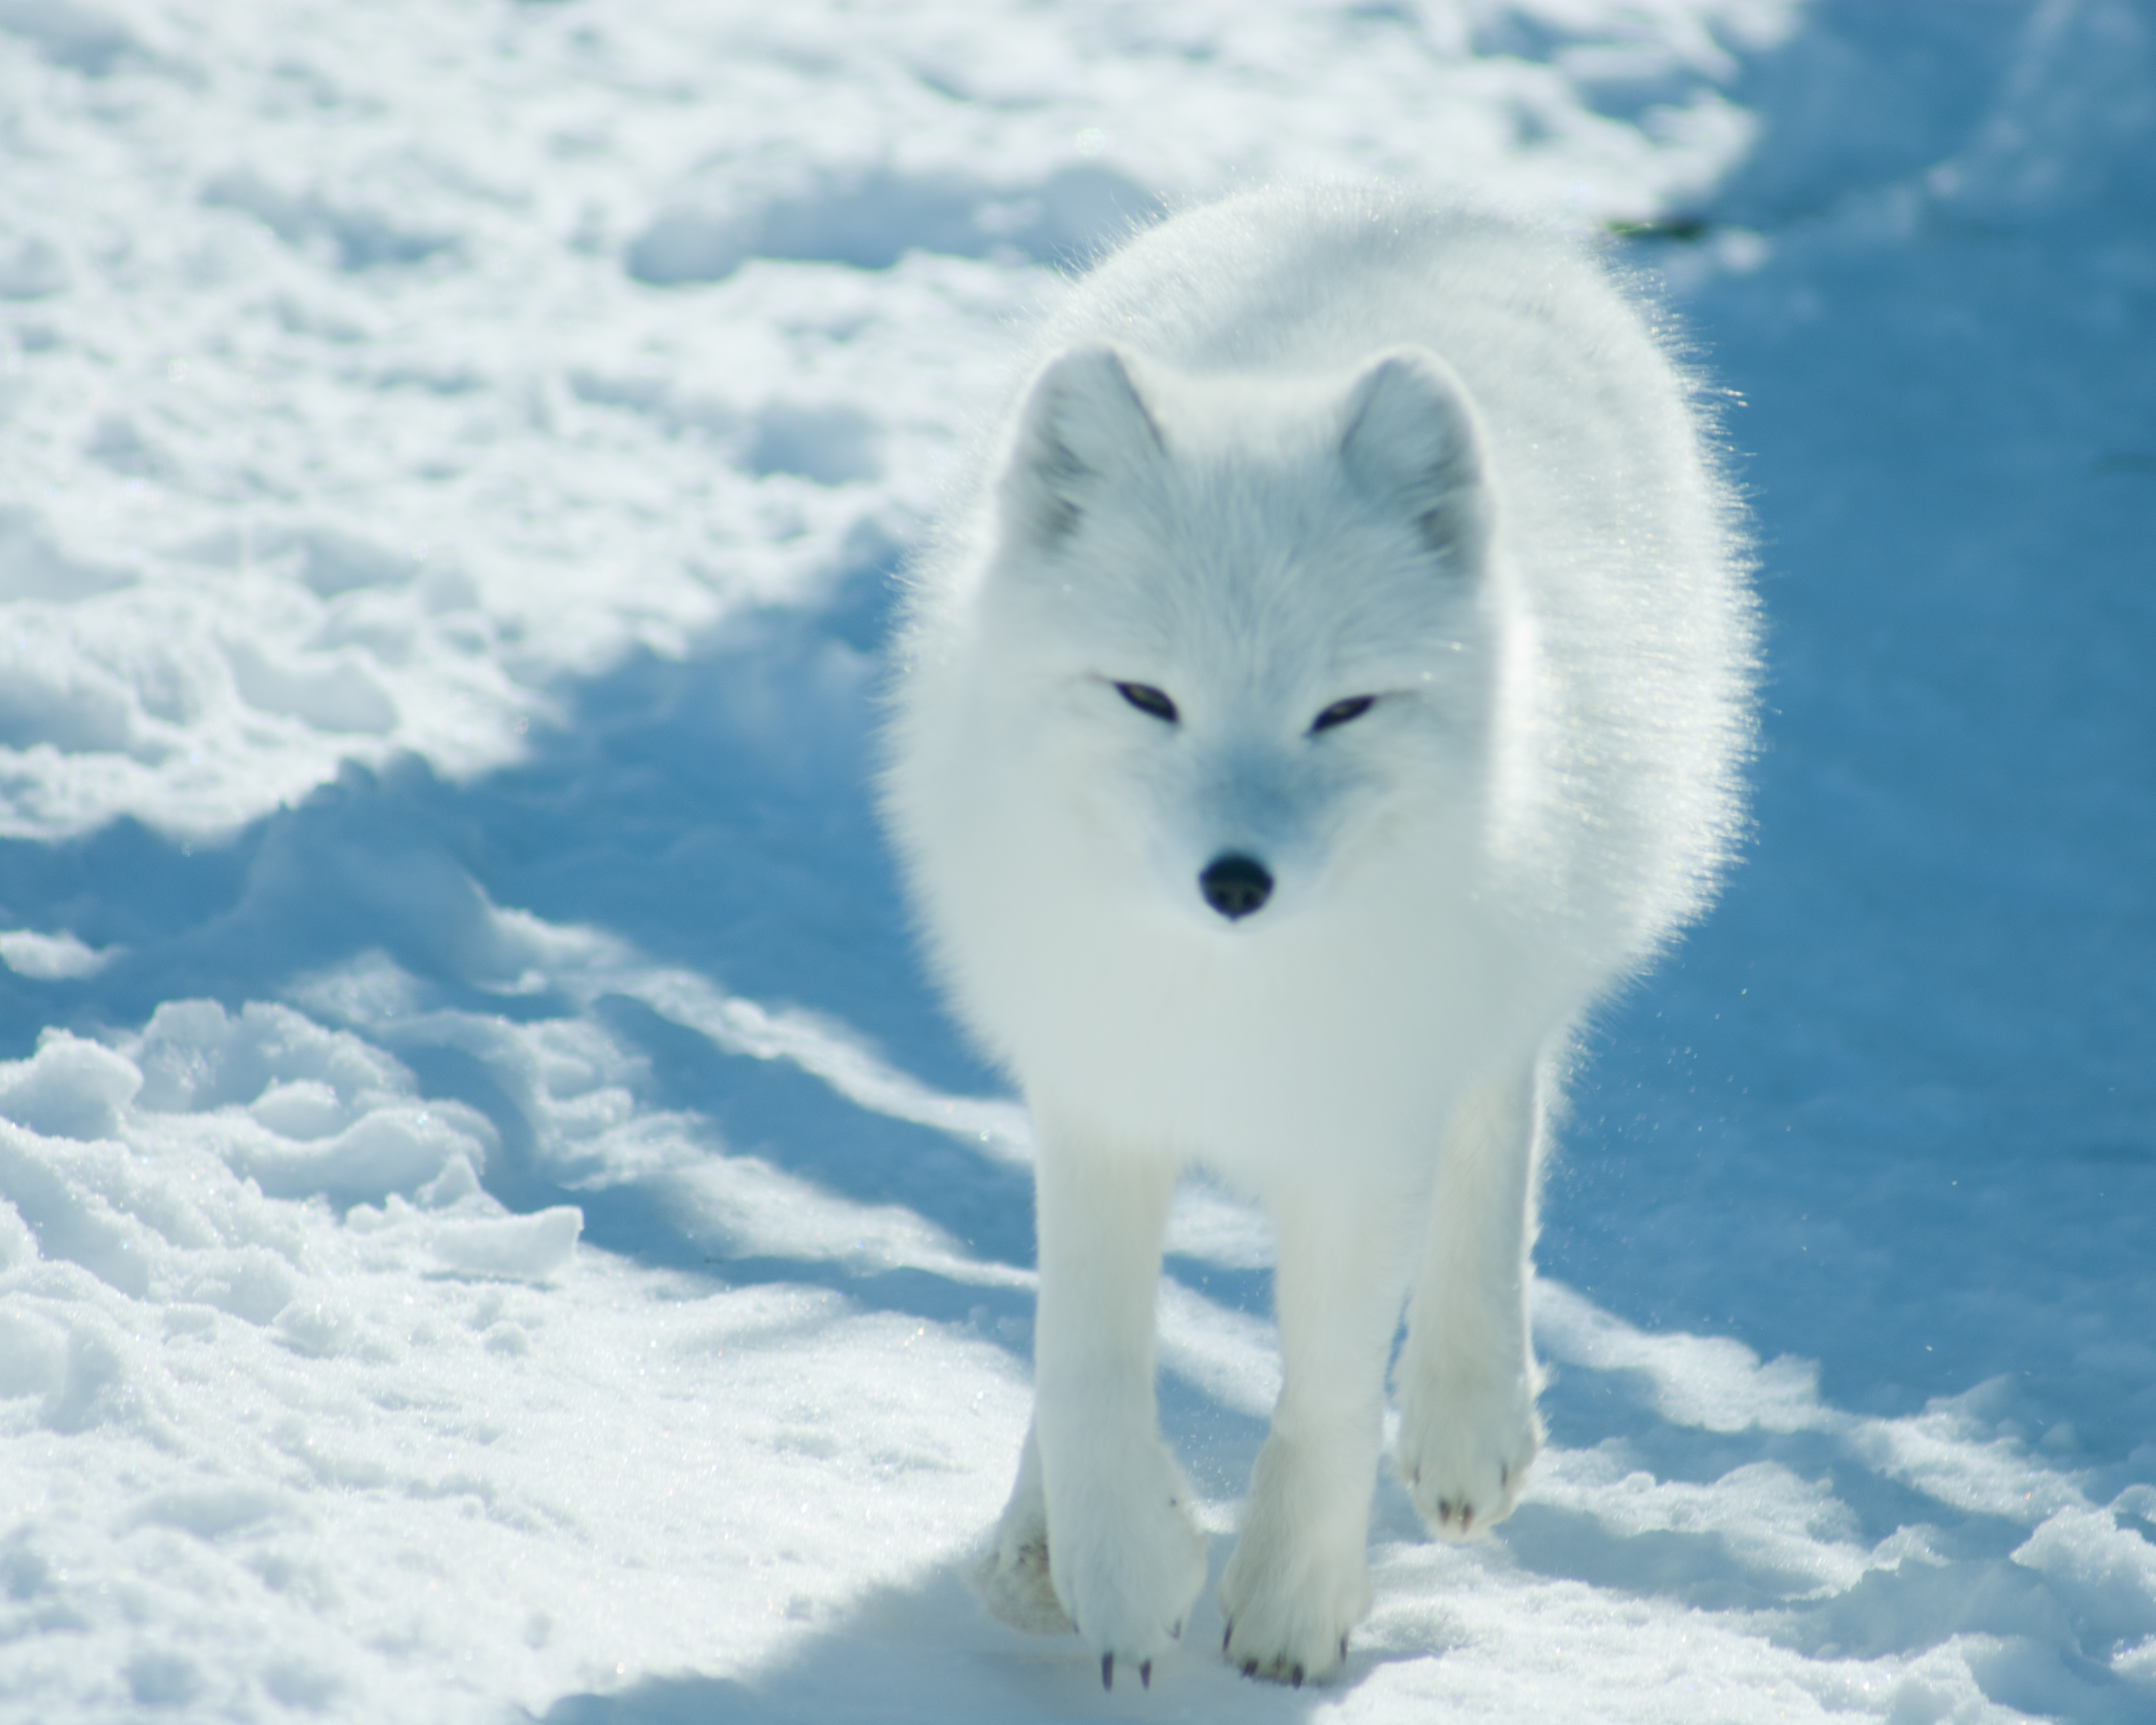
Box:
[977,338,1498,706]
[1030,468,1481,699]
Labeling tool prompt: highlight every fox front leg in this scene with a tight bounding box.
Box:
[1219,1176,1417,1685]
[1027,1131,1206,1684]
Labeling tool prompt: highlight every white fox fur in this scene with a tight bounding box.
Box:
[882,183,1756,1687]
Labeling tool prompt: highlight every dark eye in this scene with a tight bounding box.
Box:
[1311,695,1375,733]
[1115,682,1179,724]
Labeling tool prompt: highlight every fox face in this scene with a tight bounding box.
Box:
[1111,676,1373,920]
[975,342,1504,932]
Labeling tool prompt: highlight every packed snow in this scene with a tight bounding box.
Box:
[1,1,2151,1720]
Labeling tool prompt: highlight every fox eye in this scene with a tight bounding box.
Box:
[1115,682,1179,724]
[1311,695,1375,733]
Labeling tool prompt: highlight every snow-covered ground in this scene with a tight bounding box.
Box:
[2,1,2151,1719]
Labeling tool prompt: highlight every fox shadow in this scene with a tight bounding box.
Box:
[522,1345,2120,1725]
[525,1533,1384,1725]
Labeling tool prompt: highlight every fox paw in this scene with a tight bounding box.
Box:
[1398,1370,1541,1542]
[974,1524,1074,1635]
[1050,1453,1207,1681]
[1217,1538,1368,1687]
[974,1430,1075,1634]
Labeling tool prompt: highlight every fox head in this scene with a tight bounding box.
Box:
[970,340,1509,932]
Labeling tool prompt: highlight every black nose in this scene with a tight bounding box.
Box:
[1199,853,1274,921]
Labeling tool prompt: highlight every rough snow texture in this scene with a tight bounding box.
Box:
[0,1,2151,1721]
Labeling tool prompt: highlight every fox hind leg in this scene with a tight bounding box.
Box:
[975,1420,1073,1632]
[1396,1061,1548,1541]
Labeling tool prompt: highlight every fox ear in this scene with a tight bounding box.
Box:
[1338,348,1491,573]
[998,343,1165,548]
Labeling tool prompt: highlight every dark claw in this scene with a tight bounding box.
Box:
[1102,1653,1114,1691]
[1242,1660,1258,1679]
[1224,1620,1234,1652]
[1461,1505,1475,1532]
[1340,1635,1349,1663]
[1500,1462,1510,1489]
[1438,1498,1454,1523]
[1171,1620,1182,1641]
[1291,1665,1304,1689]
[1140,1661,1151,1690]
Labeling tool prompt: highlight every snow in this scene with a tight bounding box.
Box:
[0,1,2150,1720]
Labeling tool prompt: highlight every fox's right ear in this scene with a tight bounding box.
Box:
[997,344,1165,549]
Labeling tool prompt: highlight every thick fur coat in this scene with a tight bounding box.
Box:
[882,183,1757,1686]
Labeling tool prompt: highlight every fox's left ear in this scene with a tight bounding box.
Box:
[1338,348,1491,574]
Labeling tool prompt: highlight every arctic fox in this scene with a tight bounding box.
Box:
[882,185,1756,1687]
